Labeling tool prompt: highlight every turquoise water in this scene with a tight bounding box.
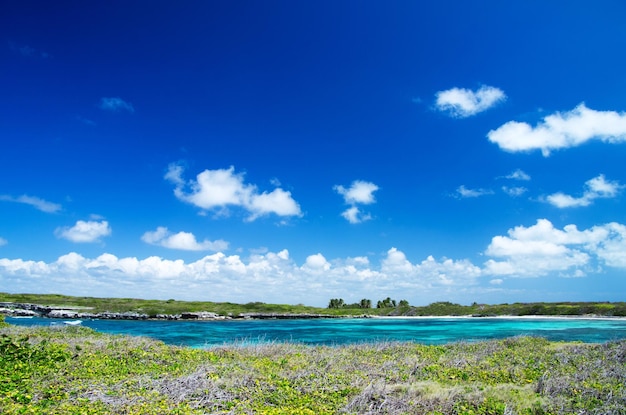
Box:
[6,316,626,347]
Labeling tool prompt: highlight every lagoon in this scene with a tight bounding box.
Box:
[7,316,626,347]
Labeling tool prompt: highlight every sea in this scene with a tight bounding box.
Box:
[6,316,626,348]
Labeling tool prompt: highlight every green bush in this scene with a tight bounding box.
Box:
[0,333,70,409]
[1,322,625,415]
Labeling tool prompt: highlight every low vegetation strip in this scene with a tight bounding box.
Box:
[1,292,625,319]
[1,315,625,415]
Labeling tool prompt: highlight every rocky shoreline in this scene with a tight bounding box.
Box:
[0,302,360,321]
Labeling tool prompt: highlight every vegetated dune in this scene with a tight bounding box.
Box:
[1,320,625,415]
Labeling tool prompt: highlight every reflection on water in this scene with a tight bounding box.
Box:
[6,316,626,347]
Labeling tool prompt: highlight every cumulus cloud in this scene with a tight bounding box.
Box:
[0,237,7,247]
[0,194,61,213]
[592,222,626,268]
[381,251,481,288]
[248,188,302,221]
[3,218,626,305]
[340,206,372,224]
[141,227,228,251]
[334,180,379,223]
[302,253,331,273]
[484,219,626,277]
[165,164,302,221]
[487,103,626,156]
[334,181,379,205]
[0,247,483,307]
[455,185,494,198]
[545,175,622,208]
[435,85,506,118]
[99,97,135,113]
[55,220,112,243]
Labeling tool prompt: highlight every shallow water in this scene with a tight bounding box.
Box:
[6,316,626,347]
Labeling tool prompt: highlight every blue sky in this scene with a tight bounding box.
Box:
[2,1,626,307]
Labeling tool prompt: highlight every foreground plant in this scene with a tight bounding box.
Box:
[1,324,624,414]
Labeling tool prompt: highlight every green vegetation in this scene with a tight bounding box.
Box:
[1,323,625,414]
[377,297,398,308]
[329,297,410,310]
[1,292,626,318]
[393,301,626,317]
[327,298,372,309]
[0,293,334,317]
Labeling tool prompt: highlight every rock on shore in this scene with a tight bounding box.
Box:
[0,302,361,321]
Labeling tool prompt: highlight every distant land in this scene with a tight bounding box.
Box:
[1,292,625,320]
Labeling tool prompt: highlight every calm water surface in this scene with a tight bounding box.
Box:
[6,316,626,347]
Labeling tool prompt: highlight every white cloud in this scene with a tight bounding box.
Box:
[0,247,482,307]
[141,227,228,251]
[0,194,61,213]
[55,220,112,243]
[99,97,135,113]
[3,220,626,305]
[435,85,506,118]
[460,170,530,199]
[248,188,302,221]
[487,103,626,156]
[504,169,531,181]
[164,163,186,186]
[456,185,494,198]
[381,247,416,274]
[381,248,482,289]
[502,186,527,197]
[303,253,331,272]
[546,175,622,208]
[483,218,625,277]
[0,237,7,247]
[165,164,302,221]
[334,180,379,223]
[592,222,626,268]
[340,206,372,224]
[334,181,379,205]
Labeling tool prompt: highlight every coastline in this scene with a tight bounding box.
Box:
[2,299,626,321]
[0,302,360,321]
[371,314,626,321]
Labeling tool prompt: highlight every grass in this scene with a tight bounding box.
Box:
[2,292,625,318]
[1,317,625,414]
[0,292,352,317]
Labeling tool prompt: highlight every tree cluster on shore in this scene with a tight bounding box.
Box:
[327,297,410,309]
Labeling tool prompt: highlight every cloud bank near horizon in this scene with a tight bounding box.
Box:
[2,219,625,306]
